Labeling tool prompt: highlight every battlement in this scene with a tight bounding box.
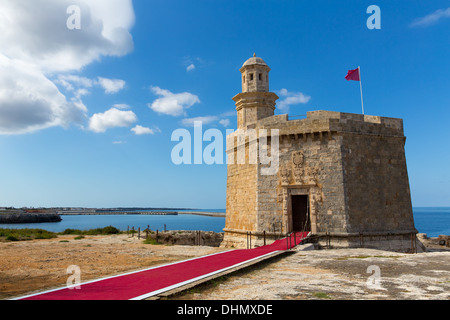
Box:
[256,110,404,138]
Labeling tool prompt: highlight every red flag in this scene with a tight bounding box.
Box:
[345,68,360,81]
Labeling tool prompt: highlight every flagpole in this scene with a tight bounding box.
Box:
[358,66,365,115]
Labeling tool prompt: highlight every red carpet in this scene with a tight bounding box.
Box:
[17,232,309,300]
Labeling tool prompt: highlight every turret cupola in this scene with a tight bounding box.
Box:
[240,53,270,93]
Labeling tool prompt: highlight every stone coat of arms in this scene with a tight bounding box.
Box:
[292,151,304,184]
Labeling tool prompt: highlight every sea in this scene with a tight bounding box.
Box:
[411,207,450,237]
[0,209,227,234]
[0,207,449,238]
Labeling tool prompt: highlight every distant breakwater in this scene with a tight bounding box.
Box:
[58,211,179,216]
[0,213,62,224]
[57,211,226,217]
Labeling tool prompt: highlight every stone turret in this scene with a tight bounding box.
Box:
[240,53,270,93]
[233,54,278,129]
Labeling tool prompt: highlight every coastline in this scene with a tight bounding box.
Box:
[0,213,62,224]
[178,211,226,218]
[57,211,226,217]
[58,211,178,216]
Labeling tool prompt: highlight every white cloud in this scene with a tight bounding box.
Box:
[113,103,131,109]
[186,64,196,72]
[88,108,137,133]
[56,75,126,96]
[410,7,450,27]
[131,125,155,135]
[98,77,126,94]
[219,119,231,127]
[0,55,87,135]
[0,0,135,73]
[183,56,206,71]
[0,0,135,135]
[55,74,95,100]
[220,110,237,118]
[277,88,311,112]
[56,75,95,91]
[181,116,219,127]
[180,115,232,128]
[149,86,200,116]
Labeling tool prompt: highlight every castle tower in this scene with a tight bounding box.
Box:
[233,54,279,129]
[222,55,422,252]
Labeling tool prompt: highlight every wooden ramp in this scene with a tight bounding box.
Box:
[14,232,309,300]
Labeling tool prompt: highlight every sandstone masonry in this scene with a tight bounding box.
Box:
[221,55,421,252]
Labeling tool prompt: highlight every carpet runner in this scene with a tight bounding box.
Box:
[16,231,309,300]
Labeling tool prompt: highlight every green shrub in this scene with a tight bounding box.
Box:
[96,226,120,235]
[34,229,56,239]
[6,235,19,242]
[0,228,57,241]
[61,229,83,235]
[60,226,121,236]
[0,226,121,241]
[143,237,161,245]
[313,292,331,299]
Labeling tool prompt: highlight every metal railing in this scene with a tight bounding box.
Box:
[246,230,310,250]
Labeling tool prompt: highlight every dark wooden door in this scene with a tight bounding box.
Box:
[291,195,311,232]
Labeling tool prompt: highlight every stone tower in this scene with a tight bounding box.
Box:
[233,54,279,129]
[222,55,422,252]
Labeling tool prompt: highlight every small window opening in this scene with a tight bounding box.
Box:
[250,73,254,81]
[243,75,245,83]
[259,73,262,81]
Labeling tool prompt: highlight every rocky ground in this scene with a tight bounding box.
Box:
[1,234,448,300]
[172,240,450,300]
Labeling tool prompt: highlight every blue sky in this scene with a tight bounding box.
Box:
[0,0,449,208]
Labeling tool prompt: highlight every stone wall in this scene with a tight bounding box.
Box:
[222,129,259,247]
[341,132,416,234]
[309,232,425,253]
[224,159,258,232]
[256,115,349,235]
[148,231,224,247]
[234,92,277,129]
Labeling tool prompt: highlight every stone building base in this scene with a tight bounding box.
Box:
[309,231,426,253]
[221,229,426,253]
